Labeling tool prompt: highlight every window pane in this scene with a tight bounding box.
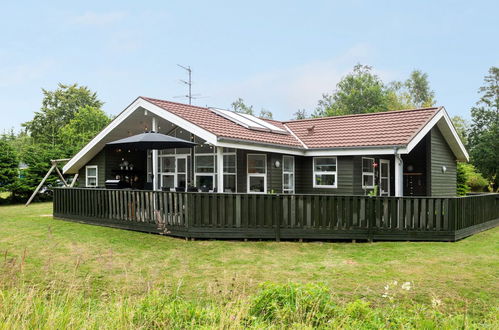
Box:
[196,175,214,190]
[159,148,174,155]
[314,158,336,172]
[195,155,214,173]
[362,158,374,173]
[381,178,388,192]
[283,156,294,172]
[223,155,236,173]
[363,174,374,187]
[315,174,336,186]
[177,174,186,189]
[161,157,175,173]
[162,175,174,189]
[87,167,97,177]
[248,155,266,174]
[223,148,235,153]
[283,173,294,190]
[223,174,236,192]
[87,177,97,186]
[381,163,388,177]
[177,158,186,173]
[249,176,265,192]
[195,143,214,154]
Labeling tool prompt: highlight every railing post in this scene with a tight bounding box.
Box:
[274,195,281,242]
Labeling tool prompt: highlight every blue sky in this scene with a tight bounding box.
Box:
[1,0,498,132]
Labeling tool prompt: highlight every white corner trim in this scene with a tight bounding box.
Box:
[283,123,308,149]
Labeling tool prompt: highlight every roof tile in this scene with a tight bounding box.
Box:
[142,97,440,150]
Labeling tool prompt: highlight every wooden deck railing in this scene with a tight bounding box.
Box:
[53,188,499,241]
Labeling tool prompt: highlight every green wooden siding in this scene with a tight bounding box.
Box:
[429,127,457,196]
[295,156,355,195]
[236,149,283,193]
[78,151,106,187]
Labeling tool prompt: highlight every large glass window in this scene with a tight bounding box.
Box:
[247,154,266,193]
[195,155,215,173]
[223,154,236,192]
[313,157,337,188]
[195,155,215,191]
[362,157,375,189]
[85,165,98,187]
[282,156,294,194]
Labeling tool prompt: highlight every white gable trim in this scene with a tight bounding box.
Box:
[63,97,218,174]
[404,107,469,162]
[64,98,469,174]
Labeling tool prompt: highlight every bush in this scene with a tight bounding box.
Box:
[457,162,489,194]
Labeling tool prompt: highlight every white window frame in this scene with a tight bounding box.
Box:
[247,153,267,194]
[85,165,98,187]
[223,151,237,193]
[194,154,216,191]
[362,157,375,189]
[282,155,295,194]
[313,157,337,189]
[379,159,390,196]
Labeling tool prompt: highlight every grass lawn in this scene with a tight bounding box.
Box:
[1,202,498,328]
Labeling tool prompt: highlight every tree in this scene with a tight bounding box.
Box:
[10,143,65,202]
[23,83,103,146]
[404,70,435,108]
[60,106,111,156]
[468,67,499,190]
[451,116,469,145]
[259,109,273,119]
[313,64,390,117]
[0,139,18,192]
[456,162,470,196]
[292,109,308,120]
[231,98,254,115]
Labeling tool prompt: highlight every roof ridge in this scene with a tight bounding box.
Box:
[141,96,209,110]
[284,106,442,123]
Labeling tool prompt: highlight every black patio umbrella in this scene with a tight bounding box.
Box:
[106,132,197,150]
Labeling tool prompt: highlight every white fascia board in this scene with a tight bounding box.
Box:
[141,99,218,144]
[405,109,444,153]
[215,140,305,156]
[438,110,469,161]
[304,148,397,157]
[63,97,142,174]
[63,97,218,174]
[405,107,469,162]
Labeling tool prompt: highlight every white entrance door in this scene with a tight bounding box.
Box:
[379,159,390,196]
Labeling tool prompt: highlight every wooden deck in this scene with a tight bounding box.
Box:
[53,188,499,242]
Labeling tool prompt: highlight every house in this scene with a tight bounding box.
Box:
[63,96,468,197]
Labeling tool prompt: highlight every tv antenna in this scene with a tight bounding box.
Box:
[175,64,207,105]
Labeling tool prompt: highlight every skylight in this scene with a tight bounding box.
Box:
[210,108,288,134]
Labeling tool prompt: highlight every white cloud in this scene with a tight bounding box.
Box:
[71,11,127,26]
[205,43,397,119]
[0,60,54,87]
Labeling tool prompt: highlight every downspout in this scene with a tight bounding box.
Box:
[394,147,403,197]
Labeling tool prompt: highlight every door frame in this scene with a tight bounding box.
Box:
[379,159,390,196]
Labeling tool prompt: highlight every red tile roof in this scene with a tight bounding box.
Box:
[284,107,441,148]
[142,97,440,149]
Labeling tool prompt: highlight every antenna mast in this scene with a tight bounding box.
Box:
[177,64,192,105]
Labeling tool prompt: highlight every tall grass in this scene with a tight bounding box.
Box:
[1,271,497,329]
